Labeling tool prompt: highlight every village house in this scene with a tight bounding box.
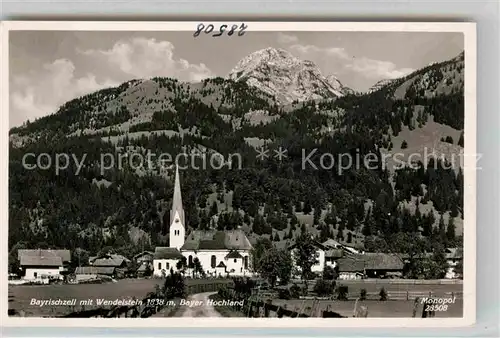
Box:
[336,258,365,280]
[324,248,343,268]
[133,251,154,265]
[17,249,71,282]
[153,247,184,277]
[445,248,463,279]
[89,253,130,278]
[133,251,154,277]
[74,266,117,282]
[336,253,405,280]
[361,253,405,278]
[153,166,253,278]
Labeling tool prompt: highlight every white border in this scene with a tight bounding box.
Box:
[0,21,476,328]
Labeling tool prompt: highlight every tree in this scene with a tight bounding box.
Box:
[250,237,273,273]
[163,269,186,299]
[426,246,449,279]
[323,265,338,280]
[388,232,427,278]
[257,247,292,287]
[454,259,463,279]
[176,256,188,275]
[446,217,456,243]
[71,248,90,269]
[347,232,353,243]
[401,140,408,149]
[303,200,312,215]
[273,232,281,242]
[210,201,218,217]
[294,231,319,280]
[313,279,335,296]
[192,257,205,278]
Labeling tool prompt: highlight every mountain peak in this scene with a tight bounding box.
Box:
[228,47,346,103]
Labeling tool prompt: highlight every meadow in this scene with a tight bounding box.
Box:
[8,278,231,317]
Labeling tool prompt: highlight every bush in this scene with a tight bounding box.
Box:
[323,266,338,280]
[313,279,335,297]
[290,283,301,299]
[401,140,408,149]
[360,288,367,301]
[337,285,348,301]
[163,269,185,299]
[278,288,291,300]
[379,287,388,301]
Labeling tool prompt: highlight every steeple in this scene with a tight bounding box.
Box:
[169,165,185,249]
[170,165,185,226]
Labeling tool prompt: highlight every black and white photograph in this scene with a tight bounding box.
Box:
[2,22,476,326]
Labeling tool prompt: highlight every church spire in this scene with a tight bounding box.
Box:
[170,165,185,226]
[169,165,186,249]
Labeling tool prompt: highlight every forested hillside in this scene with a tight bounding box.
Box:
[8,50,465,266]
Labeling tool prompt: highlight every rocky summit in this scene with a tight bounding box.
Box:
[228,47,350,104]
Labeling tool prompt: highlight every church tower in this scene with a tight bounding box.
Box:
[169,165,185,249]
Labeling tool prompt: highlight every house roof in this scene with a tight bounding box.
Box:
[337,258,365,272]
[133,251,154,260]
[225,251,243,259]
[20,255,63,267]
[216,261,226,268]
[337,253,404,272]
[137,263,152,272]
[75,266,116,275]
[92,256,127,267]
[322,239,342,248]
[154,247,183,260]
[181,229,252,251]
[287,239,327,251]
[18,249,71,263]
[325,249,343,259]
[361,253,404,270]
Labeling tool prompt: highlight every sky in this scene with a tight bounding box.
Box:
[9,31,464,128]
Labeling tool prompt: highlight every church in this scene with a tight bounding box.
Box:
[153,166,253,278]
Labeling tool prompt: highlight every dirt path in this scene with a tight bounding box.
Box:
[175,292,221,317]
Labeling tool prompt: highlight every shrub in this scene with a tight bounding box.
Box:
[379,287,388,301]
[401,140,408,149]
[360,288,367,301]
[278,288,291,300]
[163,269,185,299]
[323,266,338,280]
[313,279,335,297]
[290,283,301,299]
[337,285,349,301]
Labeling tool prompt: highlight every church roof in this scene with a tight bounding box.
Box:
[225,251,243,259]
[154,247,183,260]
[170,165,185,226]
[181,229,252,251]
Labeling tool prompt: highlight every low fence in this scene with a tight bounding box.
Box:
[245,299,345,318]
[293,279,463,285]
[186,280,233,294]
[335,279,463,285]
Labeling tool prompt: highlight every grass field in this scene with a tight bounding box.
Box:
[269,298,463,318]
[260,280,463,318]
[8,278,232,317]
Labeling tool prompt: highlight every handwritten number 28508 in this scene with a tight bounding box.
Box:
[194,23,248,37]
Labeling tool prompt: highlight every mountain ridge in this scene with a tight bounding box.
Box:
[228,47,351,104]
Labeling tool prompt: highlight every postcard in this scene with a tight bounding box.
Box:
[1,21,476,327]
